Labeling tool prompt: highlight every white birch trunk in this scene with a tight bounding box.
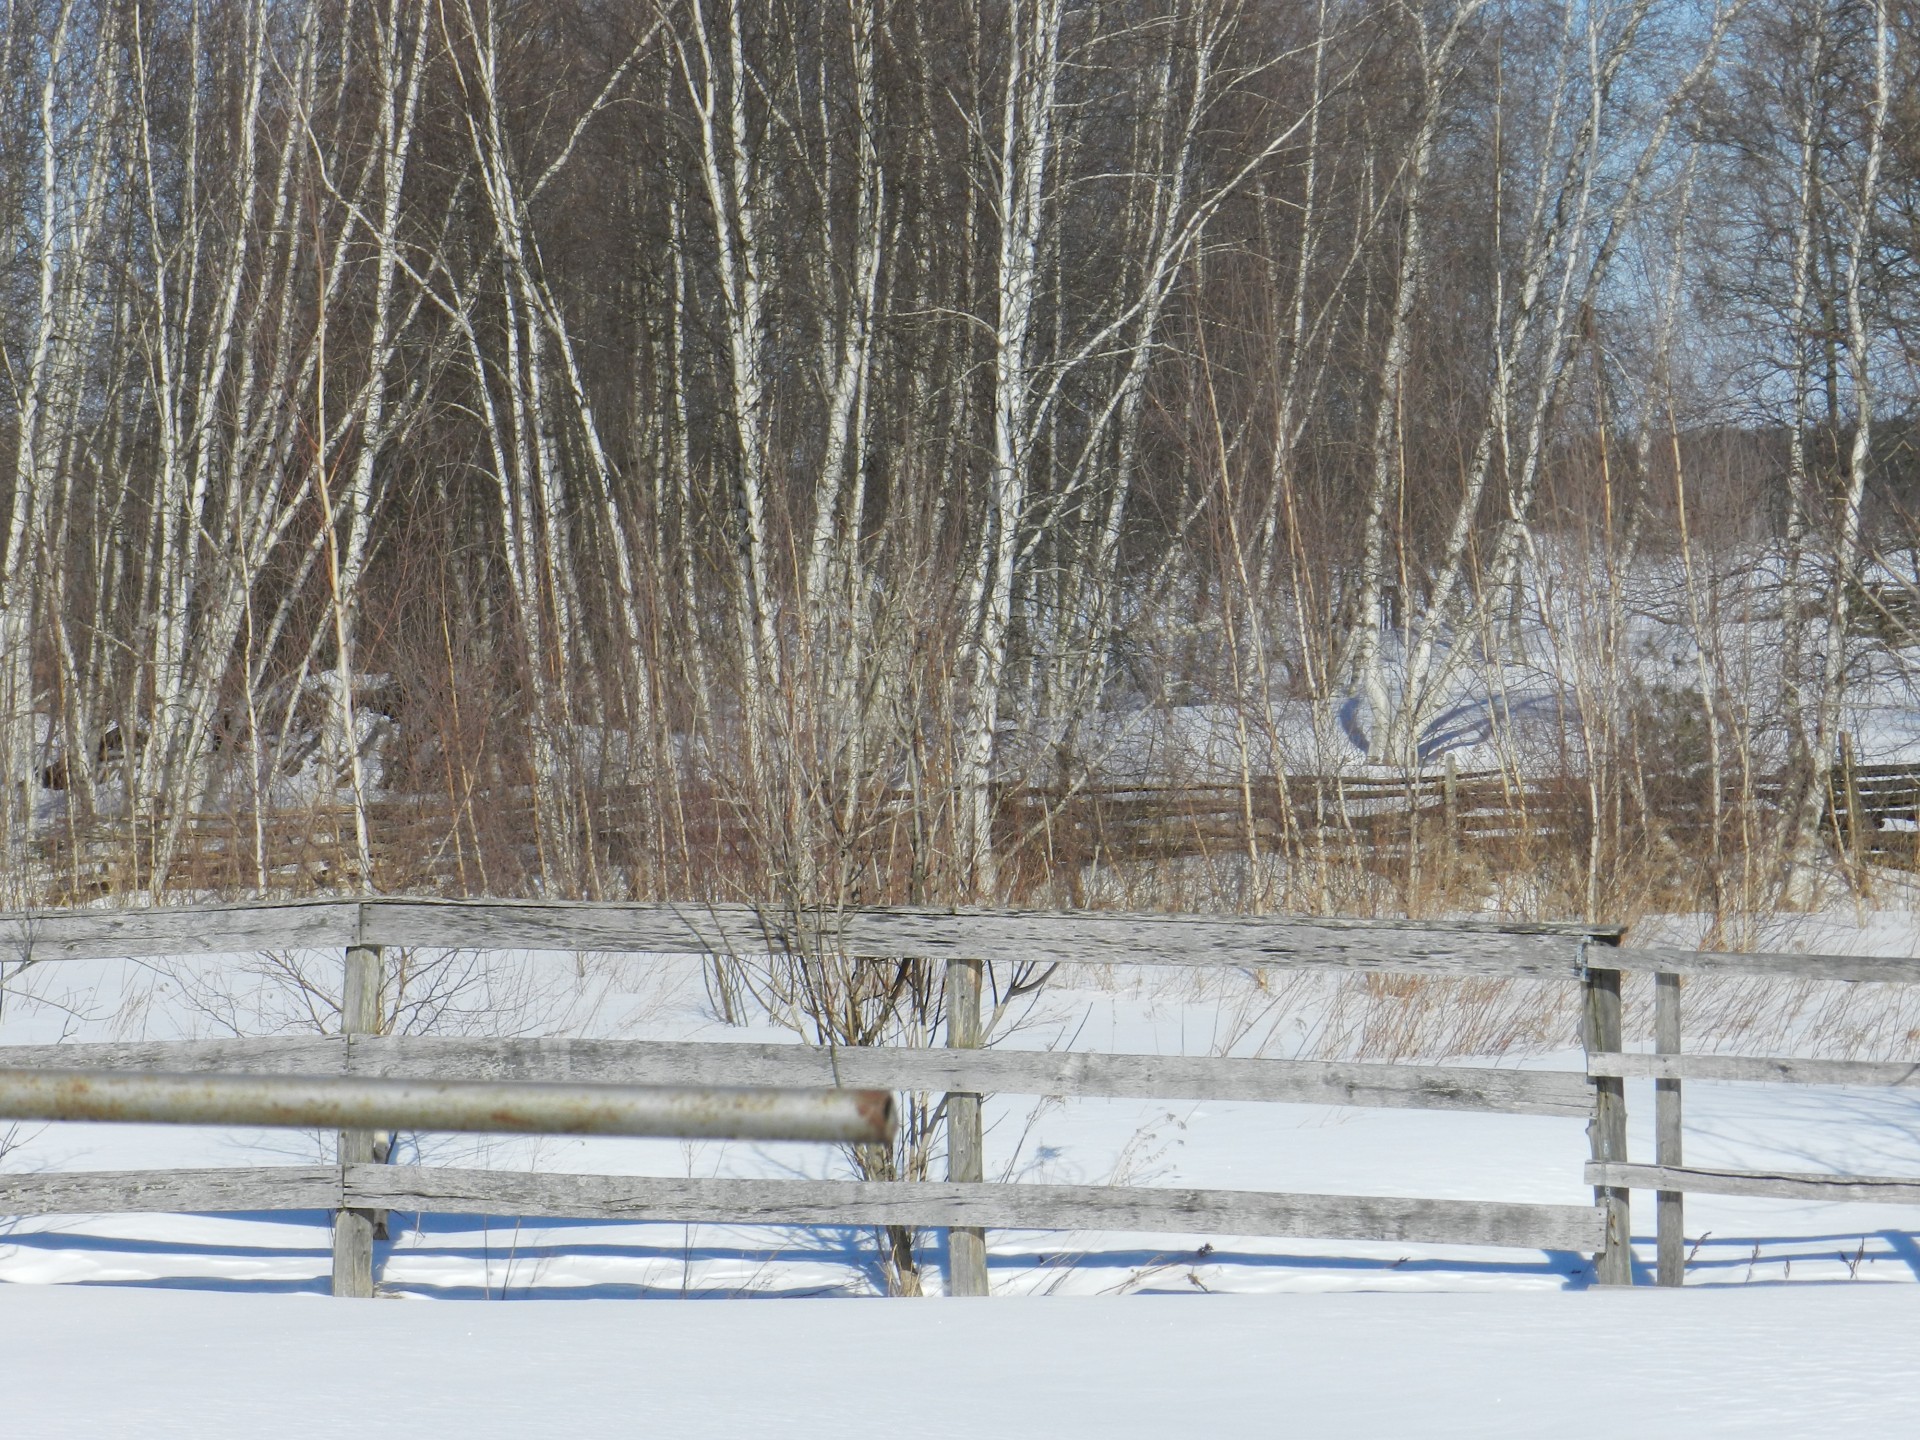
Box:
[956,0,1064,901]
[1786,0,1889,903]
[1342,0,1489,762]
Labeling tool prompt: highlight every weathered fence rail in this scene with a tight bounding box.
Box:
[1,899,1916,1295]
[0,1037,1596,1114]
[0,896,1595,972]
[0,1167,1601,1254]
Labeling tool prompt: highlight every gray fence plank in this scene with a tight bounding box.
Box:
[0,901,357,962]
[0,1037,1590,1116]
[1588,1053,1920,1086]
[327,894,1615,972]
[0,1038,346,1074]
[1612,946,1920,983]
[817,908,1592,976]
[349,1166,1605,1251]
[350,1037,1595,1116]
[1586,1162,1920,1205]
[0,899,1603,976]
[0,1166,342,1214]
[0,1163,1603,1251]
[361,900,765,957]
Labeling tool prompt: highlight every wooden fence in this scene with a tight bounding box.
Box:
[0,899,1915,1295]
[1016,746,1920,878]
[37,751,1920,902]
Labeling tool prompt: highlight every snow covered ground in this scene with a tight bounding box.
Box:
[8,1284,1919,1437]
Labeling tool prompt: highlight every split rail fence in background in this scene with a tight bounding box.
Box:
[33,745,1920,901]
[0,899,1915,1295]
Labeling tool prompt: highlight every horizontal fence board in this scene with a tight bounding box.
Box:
[1586,1162,1920,1205]
[1610,945,1920,983]
[1588,1053,1920,1087]
[0,1038,346,1075]
[0,1037,1593,1116]
[0,1161,1603,1253]
[363,899,1601,976]
[363,901,767,958]
[0,901,357,962]
[350,1166,1605,1251]
[813,907,1597,976]
[0,1166,341,1215]
[350,1038,1595,1116]
[0,899,1608,977]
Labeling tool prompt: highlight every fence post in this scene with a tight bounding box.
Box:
[1839,731,1862,863]
[944,956,988,1297]
[332,923,381,1298]
[1655,971,1684,1287]
[1583,957,1632,1285]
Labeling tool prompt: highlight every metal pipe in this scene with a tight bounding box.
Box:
[0,1069,895,1145]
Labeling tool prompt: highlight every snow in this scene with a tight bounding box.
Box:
[5,1283,1918,1437]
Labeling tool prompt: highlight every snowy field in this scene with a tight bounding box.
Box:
[7,1283,1920,1438]
[5,928,1920,1432]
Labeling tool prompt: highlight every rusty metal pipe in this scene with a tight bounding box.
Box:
[0,1068,895,1145]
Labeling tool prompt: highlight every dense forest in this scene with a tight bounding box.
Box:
[2,0,1917,922]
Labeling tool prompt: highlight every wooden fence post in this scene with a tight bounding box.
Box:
[1655,971,1684,1286]
[1839,731,1863,865]
[944,956,989,1297]
[1584,959,1633,1285]
[332,928,381,1298]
